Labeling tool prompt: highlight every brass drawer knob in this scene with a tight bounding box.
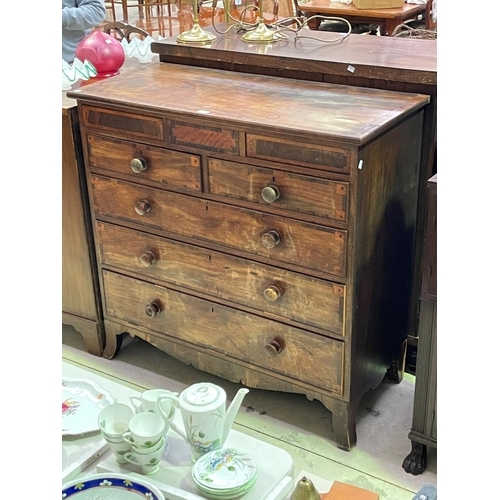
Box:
[261,185,280,204]
[134,199,151,215]
[130,157,148,173]
[145,301,161,317]
[263,284,281,302]
[262,230,281,249]
[264,338,283,357]
[140,251,156,267]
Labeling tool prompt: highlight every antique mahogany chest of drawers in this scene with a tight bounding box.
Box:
[69,63,429,450]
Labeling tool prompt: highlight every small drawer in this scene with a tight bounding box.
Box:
[91,175,348,278]
[167,119,240,155]
[102,270,344,395]
[97,222,346,336]
[208,158,348,223]
[87,134,201,192]
[81,105,164,142]
[247,134,350,174]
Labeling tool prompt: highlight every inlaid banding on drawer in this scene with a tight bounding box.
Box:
[97,222,346,336]
[247,134,350,173]
[82,106,164,141]
[87,134,202,192]
[91,176,348,277]
[208,158,348,223]
[167,120,239,154]
[102,270,344,394]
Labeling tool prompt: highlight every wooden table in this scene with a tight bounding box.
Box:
[297,0,428,34]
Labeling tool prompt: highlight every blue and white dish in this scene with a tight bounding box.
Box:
[62,473,165,499]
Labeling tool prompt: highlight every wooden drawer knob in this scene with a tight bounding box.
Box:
[263,284,282,302]
[130,157,147,173]
[134,199,151,215]
[145,301,161,317]
[261,185,280,204]
[140,251,156,267]
[262,230,281,249]
[264,339,283,357]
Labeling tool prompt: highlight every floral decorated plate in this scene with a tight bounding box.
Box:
[62,377,113,436]
[62,473,165,499]
[192,448,258,492]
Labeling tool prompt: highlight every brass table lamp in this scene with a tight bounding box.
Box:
[177,0,217,44]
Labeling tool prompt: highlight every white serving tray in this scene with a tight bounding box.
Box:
[96,426,294,500]
[63,435,109,483]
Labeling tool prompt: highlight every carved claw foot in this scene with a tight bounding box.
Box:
[402,441,427,475]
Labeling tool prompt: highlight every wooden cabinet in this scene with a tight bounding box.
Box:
[62,102,104,355]
[403,173,437,474]
[69,63,429,450]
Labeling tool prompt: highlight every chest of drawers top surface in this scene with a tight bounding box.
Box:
[69,63,428,145]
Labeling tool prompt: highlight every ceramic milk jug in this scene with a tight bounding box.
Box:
[170,382,249,462]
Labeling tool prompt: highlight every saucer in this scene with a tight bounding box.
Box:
[192,448,257,494]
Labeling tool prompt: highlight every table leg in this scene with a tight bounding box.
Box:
[384,19,399,36]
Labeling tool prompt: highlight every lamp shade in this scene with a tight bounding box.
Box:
[75,30,125,78]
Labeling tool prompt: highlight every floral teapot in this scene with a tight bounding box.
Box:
[169,382,249,462]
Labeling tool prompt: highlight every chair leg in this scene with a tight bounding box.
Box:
[122,0,129,22]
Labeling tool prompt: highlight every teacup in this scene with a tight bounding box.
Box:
[131,435,166,455]
[122,412,165,449]
[98,403,133,439]
[123,438,167,475]
[130,389,179,422]
[105,438,131,464]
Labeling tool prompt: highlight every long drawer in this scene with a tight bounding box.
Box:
[91,175,348,277]
[207,158,349,223]
[97,221,345,336]
[102,270,344,394]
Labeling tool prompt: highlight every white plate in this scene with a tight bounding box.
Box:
[62,472,165,499]
[192,448,258,491]
[62,377,113,436]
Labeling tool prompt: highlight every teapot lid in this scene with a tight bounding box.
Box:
[181,383,225,408]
